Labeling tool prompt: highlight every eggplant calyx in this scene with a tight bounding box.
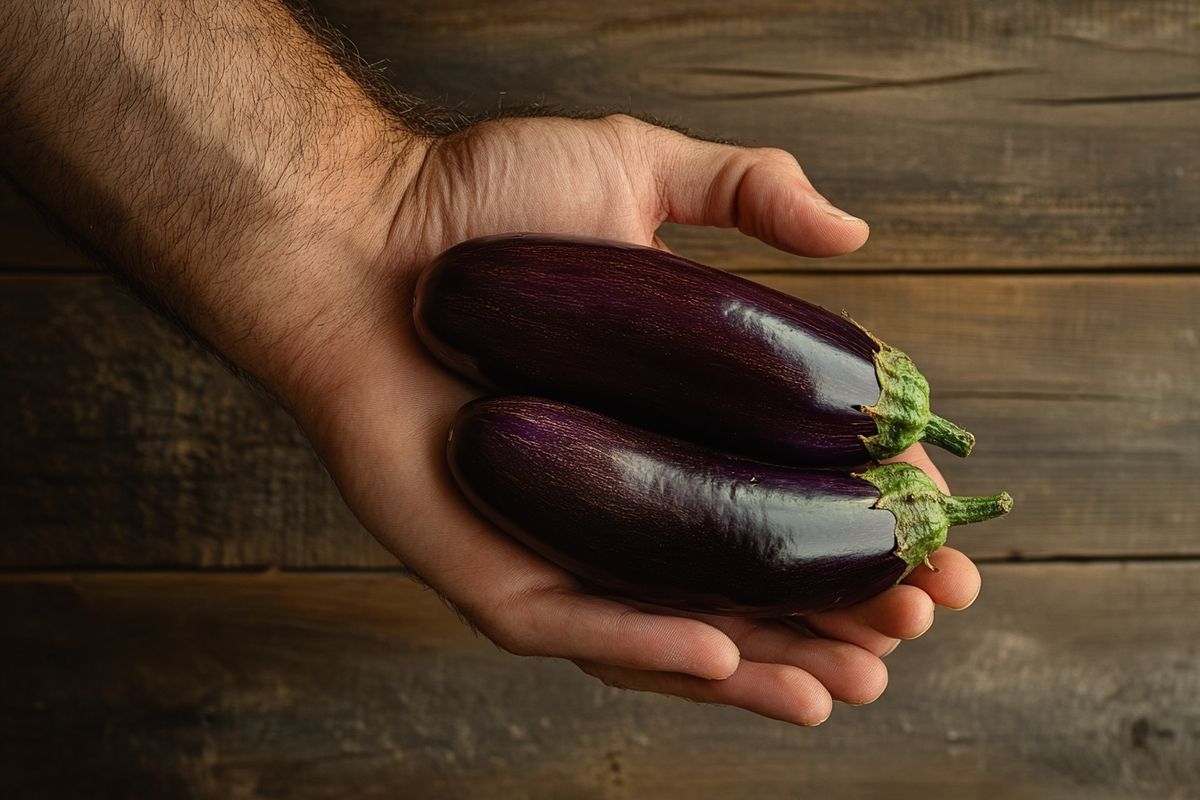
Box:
[857,463,1014,579]
[857,342,976,460]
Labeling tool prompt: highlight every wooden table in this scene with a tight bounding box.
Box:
[2,2,1197,797]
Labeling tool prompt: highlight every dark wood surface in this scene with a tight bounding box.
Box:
[2,0,1198,796]
[4,0,1197,272]
[3,565,1198,799]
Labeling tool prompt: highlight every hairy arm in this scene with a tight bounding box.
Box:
[0,0,423,399]
[0,0,980,726]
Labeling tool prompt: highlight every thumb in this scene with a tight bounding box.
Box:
[650,129,869,258]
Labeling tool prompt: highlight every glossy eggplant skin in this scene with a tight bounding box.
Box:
[447,396,904,617]
[416,233,881,466]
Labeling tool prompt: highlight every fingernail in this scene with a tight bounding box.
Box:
[880,640,901,657]
[950,585,982,612]
[846,688,886,707]
[903,610,936,640]
[814,196,864,223]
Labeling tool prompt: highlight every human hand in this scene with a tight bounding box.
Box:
[0,0,981,727]
[295,115,982,726]
[0,0,978,727]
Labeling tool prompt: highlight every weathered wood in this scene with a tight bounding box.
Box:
[1,273,1196,566]
[3,0,1197,272]
[765,272,1200,561]
[0,276,388,568]
[0,565,1196,798]
[327,0,1200,271]
[1,3,1193,796]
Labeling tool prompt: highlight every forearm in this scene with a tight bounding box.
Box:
[0,0,428,400]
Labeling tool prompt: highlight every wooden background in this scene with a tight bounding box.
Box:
[2,1,1198,797]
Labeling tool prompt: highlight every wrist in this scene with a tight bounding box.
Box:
[221,128,436,413]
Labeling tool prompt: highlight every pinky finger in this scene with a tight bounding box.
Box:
[800,584,935,655]
[574,658,833,727]
[503,590,741,680]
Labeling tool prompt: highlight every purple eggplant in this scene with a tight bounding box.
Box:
[416,233,973,467]
[447,397,1011,617]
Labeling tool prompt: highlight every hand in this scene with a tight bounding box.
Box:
[1,0,978,729]
[296,115,982,726]
[1,4,978,721]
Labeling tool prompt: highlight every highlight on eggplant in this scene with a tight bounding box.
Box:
[446,396,1011,617]
[414,232,974,467]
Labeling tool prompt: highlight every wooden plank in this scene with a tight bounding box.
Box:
[1,565,1196,798]
[319,0,1200,270]
[0,276,389,568]
[2,273,1196,566]
[762,272,1200,560]
[3,0,1198,271]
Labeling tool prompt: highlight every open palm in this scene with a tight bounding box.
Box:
[301,114,981,725]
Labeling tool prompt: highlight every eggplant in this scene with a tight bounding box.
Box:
[416,233,973,467]
[447,396,1011,617]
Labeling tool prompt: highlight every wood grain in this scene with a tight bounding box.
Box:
[2,273,1196,567]
[0,276,386,568]
[330,0,1200,271]
[3,0,1197,272]
[765,272,1200,561]
[3,3,1196,797]
[1,565,1196,799]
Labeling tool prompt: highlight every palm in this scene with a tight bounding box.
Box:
[308,115,981,726]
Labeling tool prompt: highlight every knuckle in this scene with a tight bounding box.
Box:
[602,112,643,130]
[488,615,538,658]
[755,146,800,168]
[602,112,662,150]
[500,635,537,658]
[473,583,558,659]
[468,597,534,657]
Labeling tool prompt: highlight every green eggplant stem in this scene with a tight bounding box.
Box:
[922,413,976,458]
[857,340,976,461]
[858,463,1013,578]
[943,491,1014,526]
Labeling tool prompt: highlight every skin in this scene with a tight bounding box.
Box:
[0,1,981,727]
